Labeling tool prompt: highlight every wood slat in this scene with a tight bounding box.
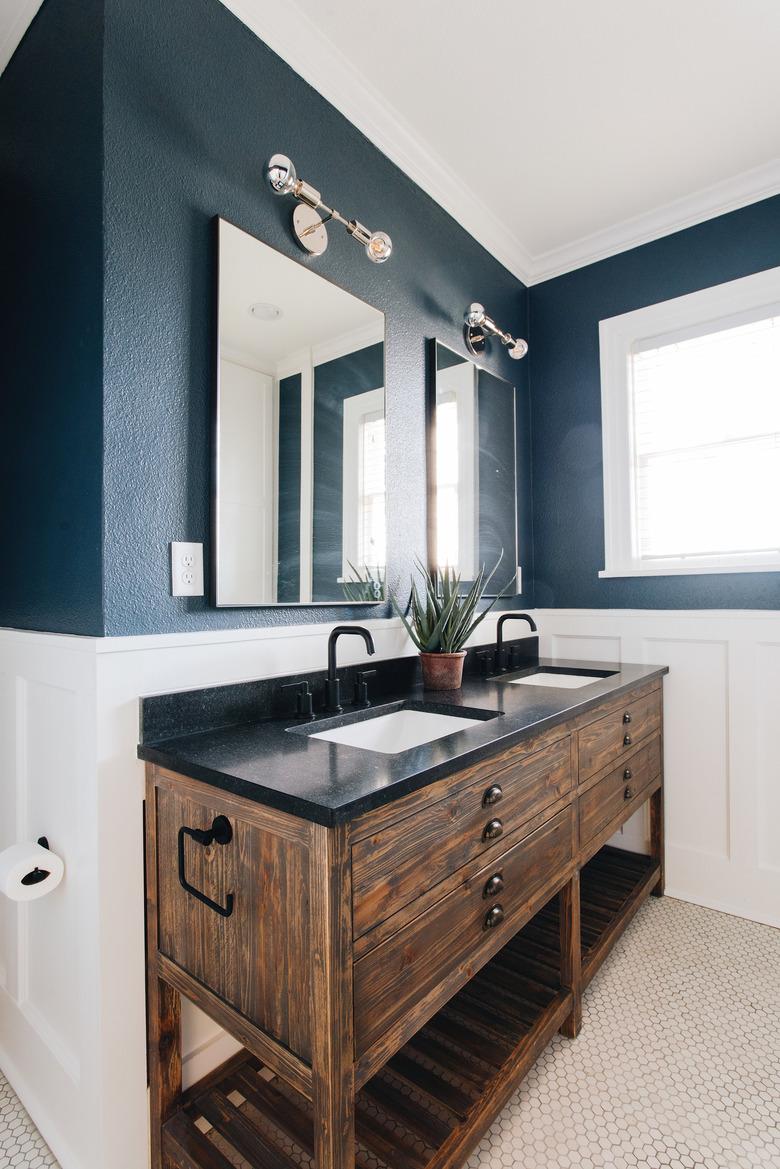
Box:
[421,1014,505,1070]
[227,1067,314,1158]
[162,1113,239,1169]
[362,1073,453,1148]
[404,1032,489,1091]
[193,1090,294,1169]
[386,1051,474,1117]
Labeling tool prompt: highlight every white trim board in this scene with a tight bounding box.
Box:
[529,159,780,284]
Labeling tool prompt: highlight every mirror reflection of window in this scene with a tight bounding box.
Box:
[342,386,386,582]
[215,219,386,606]
[432,341,518,593]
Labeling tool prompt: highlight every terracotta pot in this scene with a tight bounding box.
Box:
[419,651,467,691]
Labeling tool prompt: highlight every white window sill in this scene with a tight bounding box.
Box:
[600,563,780,579]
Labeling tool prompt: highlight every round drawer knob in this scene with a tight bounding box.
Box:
[484,905,505,930]
[483,784,504,807]
[624,768,633,780]
[483,873,504,898]
[623,712,632,724]
[623,733,632,746]
[624,785,633,800]
[483,818,504,841]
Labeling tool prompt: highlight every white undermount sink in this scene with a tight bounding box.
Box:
[309,708,487,754]
[509,671,607,689]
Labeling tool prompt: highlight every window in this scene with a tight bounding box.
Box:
[599,266,780,577]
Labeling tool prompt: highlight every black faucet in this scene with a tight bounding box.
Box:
[496,612,538,672]
[326,625,376,714]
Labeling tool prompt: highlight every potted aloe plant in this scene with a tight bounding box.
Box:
[392,559,505,691]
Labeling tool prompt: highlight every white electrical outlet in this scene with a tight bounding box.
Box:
[170,542,204,597]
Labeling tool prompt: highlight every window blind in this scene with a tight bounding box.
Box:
[630,314,780,564]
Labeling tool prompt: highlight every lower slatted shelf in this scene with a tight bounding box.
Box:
[163,845,659,1169]
[580,846,660,986]
[162,913,569,1169]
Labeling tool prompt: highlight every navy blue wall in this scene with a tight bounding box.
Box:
[99,0,532,635]
[276,373,302,604]
[0,0,105,634]
[529,196,780,609]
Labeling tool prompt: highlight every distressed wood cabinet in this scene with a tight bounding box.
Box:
[145,676,664,1169]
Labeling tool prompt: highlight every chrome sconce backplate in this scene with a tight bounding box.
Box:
[267,152,392,263]
[293,204,329,256]
[464,302,528,361]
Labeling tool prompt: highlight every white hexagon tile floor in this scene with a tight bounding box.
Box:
[0,1073,57,1169]
[1,896,779,1169]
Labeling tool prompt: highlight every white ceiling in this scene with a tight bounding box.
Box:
[3,0,779,284]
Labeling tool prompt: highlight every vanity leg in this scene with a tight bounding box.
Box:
[147,976,182,1169]
[558,873,582,1039]
[309,824,356,1169]
[145,783,182,1169]
[650,785,665,897]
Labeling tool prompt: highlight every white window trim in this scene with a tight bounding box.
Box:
[599,265,780,579]
[341,386,385,578]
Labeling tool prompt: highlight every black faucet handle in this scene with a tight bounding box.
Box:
[476,650,495,677]
[353,669,377,708]
[282,680,315,720]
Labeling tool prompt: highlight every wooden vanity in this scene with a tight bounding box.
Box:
[145,674,664,1169]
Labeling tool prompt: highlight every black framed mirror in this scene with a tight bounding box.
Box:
[427,339,520,594]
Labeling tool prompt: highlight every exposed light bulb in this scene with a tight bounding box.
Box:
[509,339,529,359]
[366,231,392,263]
[267,153,297,195]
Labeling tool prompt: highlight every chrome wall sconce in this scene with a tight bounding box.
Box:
[464,303,528,360]
[266,153,393,263]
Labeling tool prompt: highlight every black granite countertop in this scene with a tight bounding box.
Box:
[138,655,667,826]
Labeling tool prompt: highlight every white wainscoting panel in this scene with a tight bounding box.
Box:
[537,608,780,929]
[755,642,780,876]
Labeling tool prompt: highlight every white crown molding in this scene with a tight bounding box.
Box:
[527,158,780,285]
[218,0,535,286]
[0,0,43,75]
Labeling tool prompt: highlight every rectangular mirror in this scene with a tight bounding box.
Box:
[214,219,386,605]
[428,340,519,593]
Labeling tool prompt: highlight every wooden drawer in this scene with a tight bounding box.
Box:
[578,737,661,847]
[153,781,312,1061]
[353,806,573,1057]
[578,687,661,781]
[351,735,573,938]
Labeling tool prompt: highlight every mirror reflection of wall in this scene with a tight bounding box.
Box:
[431,341,519,593]
[215,219,386,606]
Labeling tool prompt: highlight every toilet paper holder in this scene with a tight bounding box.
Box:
[21,837,54,887]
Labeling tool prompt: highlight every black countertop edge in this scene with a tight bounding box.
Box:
[138,662,668,827]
